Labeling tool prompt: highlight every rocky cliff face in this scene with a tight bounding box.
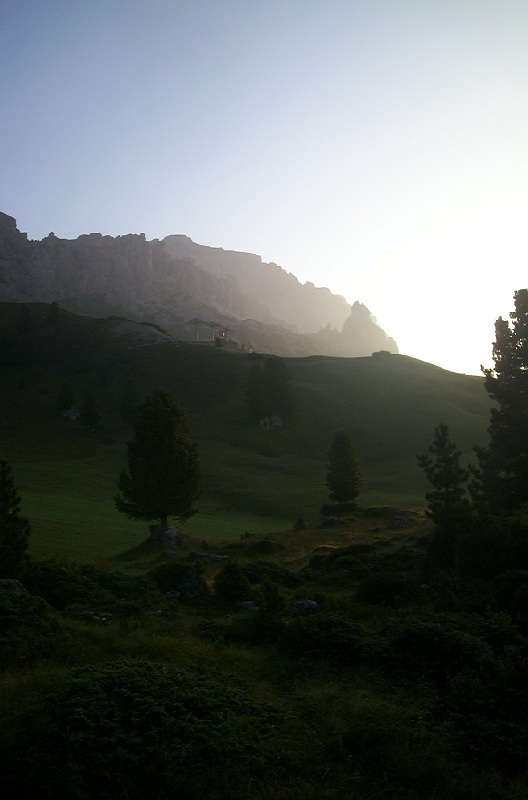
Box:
[0,212,397,357]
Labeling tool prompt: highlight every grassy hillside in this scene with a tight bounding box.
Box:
[0,302,492,560]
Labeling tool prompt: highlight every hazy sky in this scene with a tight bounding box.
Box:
[2,1,527,374]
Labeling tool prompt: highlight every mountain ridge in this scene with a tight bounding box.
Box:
[0,211,397,357]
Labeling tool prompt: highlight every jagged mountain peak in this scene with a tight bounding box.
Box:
[0,212,398,358]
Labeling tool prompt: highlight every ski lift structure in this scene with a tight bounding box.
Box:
[187,318,233,343]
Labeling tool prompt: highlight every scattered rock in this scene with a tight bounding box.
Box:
[189,551,229,561]
[392,516,413,529]
[177,568,210,598]
[0,579,26,593]
[292,599,321,616]
[150,525,188,548]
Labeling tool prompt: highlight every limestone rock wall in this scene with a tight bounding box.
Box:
[0,212,398,357]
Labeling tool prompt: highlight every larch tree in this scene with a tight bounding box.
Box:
[115,388,200,531]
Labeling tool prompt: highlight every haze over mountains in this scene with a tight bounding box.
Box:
[0,212,397,357]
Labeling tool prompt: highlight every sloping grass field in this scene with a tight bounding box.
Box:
[0,302,491,561]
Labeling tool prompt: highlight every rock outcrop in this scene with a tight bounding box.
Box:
[0,212,398,358]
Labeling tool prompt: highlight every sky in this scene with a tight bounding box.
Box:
[2,0,527,375]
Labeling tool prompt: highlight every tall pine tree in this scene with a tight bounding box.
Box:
[475,289,528,510]
[115,389,200,530]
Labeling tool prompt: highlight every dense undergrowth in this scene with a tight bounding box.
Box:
[1,517,527,799]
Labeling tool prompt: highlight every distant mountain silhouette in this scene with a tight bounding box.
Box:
[0,211,397,357]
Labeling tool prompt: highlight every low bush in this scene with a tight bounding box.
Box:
[277,614,380,666]
[381,613,494,684]
[22,558,113,610]
[79,564,159,604]
[355,572,420,606]
[440,647,528,773]
[148,562,210,602]
[489,570,528,624]
[224,610,285,645]
[242,561,302,588]
[0,589,65,668]
[214,562,253,603]
[1,660,282,799]
[147,561,193,592]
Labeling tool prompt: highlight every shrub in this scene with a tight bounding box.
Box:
[277,614,380,666]
[355,572,420,606]
[224,610,285,646]
[1,660,281,799]
[242,561,301,588]
[22,559,113,610]
[489,570,528,624]
[381,614,494,684]
[0,589,65,668]
[148,562,209,601]
[214,562,253,603]
[80,564,158,604]
[441,647,528,772]
[148,561,199,592]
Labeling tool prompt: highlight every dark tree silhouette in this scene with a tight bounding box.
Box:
[418,423,470,530]
[474,289,528,510]
[0,460,31,577]
[326,431,362,505]
[115,388,200,530]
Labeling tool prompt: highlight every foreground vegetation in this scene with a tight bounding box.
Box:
[1,515,527,799]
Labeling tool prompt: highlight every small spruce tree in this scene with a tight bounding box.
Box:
[418,424,471,530]
[326,431,362,505]
[418,424,471,577]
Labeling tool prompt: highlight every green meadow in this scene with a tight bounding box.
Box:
[0,303,491,560]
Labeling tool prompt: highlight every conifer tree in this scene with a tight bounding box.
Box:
[0,460,31,577]
[326,431,362,505]
[417,423,471,531]
[115,388,200,530]
[475,289,528,509]
[418,424,472,580]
